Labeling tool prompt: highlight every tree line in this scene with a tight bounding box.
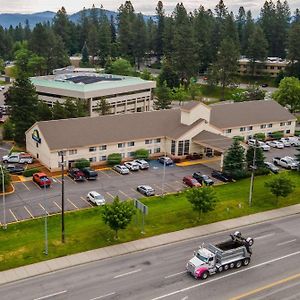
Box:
[0,0,300,81]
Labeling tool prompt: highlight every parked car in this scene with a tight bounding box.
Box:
[261,83,268,87]
[273,157,298,170]
[0,86,5,91]
[124,161,139,171]
[278,138,291,147]
[183,176,202,188]
[68,168,85,181]
[158,156,173,165]
[211,170,233,182]
[5,164,24,175]
[281,137,300,146]
[193,172,214,186]
[113,164,130,175]
[134,159,149,170]
[137,185,155,196]
[2,152,33,164]
[264,162,280,174]
[87,191,105,206]
[82,167,98,180]
[248,139,270,151]
[266,140,284,149]
[33,173,51,188]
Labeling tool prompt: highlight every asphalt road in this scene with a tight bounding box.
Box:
[0,214,300,300]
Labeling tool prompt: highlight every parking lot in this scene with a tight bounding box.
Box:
[0,145,298,225]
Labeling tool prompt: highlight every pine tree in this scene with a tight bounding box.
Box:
[133,13,146,69]
[155,1,165,62]
[246,145,265,169]
[154,81,172,109]
[81,41,90,67]
[98,14,112,67]
[110,15,117,43]
[95,97,110,115]
[52,101,67,120]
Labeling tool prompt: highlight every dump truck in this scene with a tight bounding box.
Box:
[186,231,254,280]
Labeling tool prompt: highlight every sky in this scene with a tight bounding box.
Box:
[0,0,299,16]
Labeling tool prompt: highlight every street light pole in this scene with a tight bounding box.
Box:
[60,151,65,243]
[0,165,6,230]
[249,139,257,207]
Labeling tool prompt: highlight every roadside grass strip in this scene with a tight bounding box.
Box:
[0,172,299,272]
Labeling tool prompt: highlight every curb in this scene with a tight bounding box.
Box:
[1,204,300,286]
[0,183,15,196]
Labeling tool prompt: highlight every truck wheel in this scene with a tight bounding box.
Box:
[235,261,242,268]
[246,237,254,246]
[201,271,209,280]
[229,262,235,269]
[243,258,250,266]
[217,266,223,273]
[223,264,229,271]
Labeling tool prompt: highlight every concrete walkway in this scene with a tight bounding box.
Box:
[1,204,300,286]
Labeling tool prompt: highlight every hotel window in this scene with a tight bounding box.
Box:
[268,124,273,128]
[171,140,176,155]
[89,157,96,162]
[145,139,152,144]
[286,130,291,134]
[128,151,135,157]
[260,124,266,129]
[57,151,66,156]
[89,147,97,152]
[287,121,292,125]
[154,148,161,153]
[247,126,253,131]
[225,129,232,133]
[178,141,184,156]
[100,155,107,161]
[184,140,190,155]
[118,143,125,148]
[240,127,246,132]
[99,145,107,151]
[128,141,135,147]
[155,138,161,143]
[69,149,77,155]
[280,122,285,126]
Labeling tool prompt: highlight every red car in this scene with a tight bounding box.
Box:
[183,176,202,188]
[33,173,51,188]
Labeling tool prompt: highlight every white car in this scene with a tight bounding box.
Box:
[137,185,155,196]
[266,140,284,149]
[281,137,300,147]
[0,86,5,91]
[87,191,106,206]
[278,138,291,147]
[113,164,130,175]
[124,161,139,171]
[248,139,270,151]
[134,159,149,170]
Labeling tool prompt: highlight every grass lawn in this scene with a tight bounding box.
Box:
[0,172,299,271]
[199,85,244,100]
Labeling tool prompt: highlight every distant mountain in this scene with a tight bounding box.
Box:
[0,9,156,29]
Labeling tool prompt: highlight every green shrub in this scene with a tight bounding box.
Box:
[75,158,90,169]
[233,136,245,142]
[23,168,40,177]
[134,149,149,160]
[254,133,266,141]
[107,153,122,166]
[295,130,300,137]
[271,131,284,139]
[254,168,270,176]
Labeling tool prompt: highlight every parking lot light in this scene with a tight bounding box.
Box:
[0,164,6,230]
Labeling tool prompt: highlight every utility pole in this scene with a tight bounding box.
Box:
[59,151,65,243]
[44,183,48,255]
[249,139,257,207]
[0,165,6,230]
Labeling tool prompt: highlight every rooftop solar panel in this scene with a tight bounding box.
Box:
[65,75,122,84]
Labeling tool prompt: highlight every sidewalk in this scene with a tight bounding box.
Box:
[1,204,300,285]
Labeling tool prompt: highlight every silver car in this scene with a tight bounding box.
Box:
[113,164,130,175]
[124,161,139,171]
[134,159,149,170]
[137,185,155,196]
[87,191,106,206]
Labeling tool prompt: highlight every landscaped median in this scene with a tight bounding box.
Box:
[0,172,299,272]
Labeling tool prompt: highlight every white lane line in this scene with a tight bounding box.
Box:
[55,178,62,184]
[277,239,297,246]
[39,203,49,215]
[52,178,57,183]
[106,192,115,199]
[9,209,18,222]
[80,196,93,207]
[119,190,131,199]
[150,250,300,300]
[67,198,79,209]
[113,268,142,279]
[88,292,116,300]
[22,182,30,191]
[99,170,111,178]
[164,271,187,279]
[255,233,275,240]
[24,206,34,218]
[53,201,62,210]
[33,290,67,300]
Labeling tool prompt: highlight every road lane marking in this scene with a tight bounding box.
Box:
[106,192,115,199]
[53,201,62,210]
[88,292,116,300]
[277,239,297,246]
[9,209,18,222]
[255,233,275,240]
[230,272,300,300]
[24,206,34,218]
[165,271,187,279]
[150,250,300,300]
[22,182,30,191]
[80,196,93,207]
[113,268,142,279]
[119,190,131,199]
[39,203,49,215]
[99,170,111,178]
[67,198,79,209]
[33,290,67,300]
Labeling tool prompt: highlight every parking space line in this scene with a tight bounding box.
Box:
[164,183,177,190]
[24,206,34,218]
[67,198,79,209]
[22,182,30,191]
[39,203,49,215]
[153,184,163,191]
[9,209,18,222]
[55,178,62,184]
[106,192,115,199]
[111,170,122,176]
[130,188,142,197]
[66,177,77,184]
[119,190,132,200]
[53,201,62,210]
[99,170,111,178]
[80,196,93,207]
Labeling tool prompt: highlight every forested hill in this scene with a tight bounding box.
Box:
[0,9,154,28]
